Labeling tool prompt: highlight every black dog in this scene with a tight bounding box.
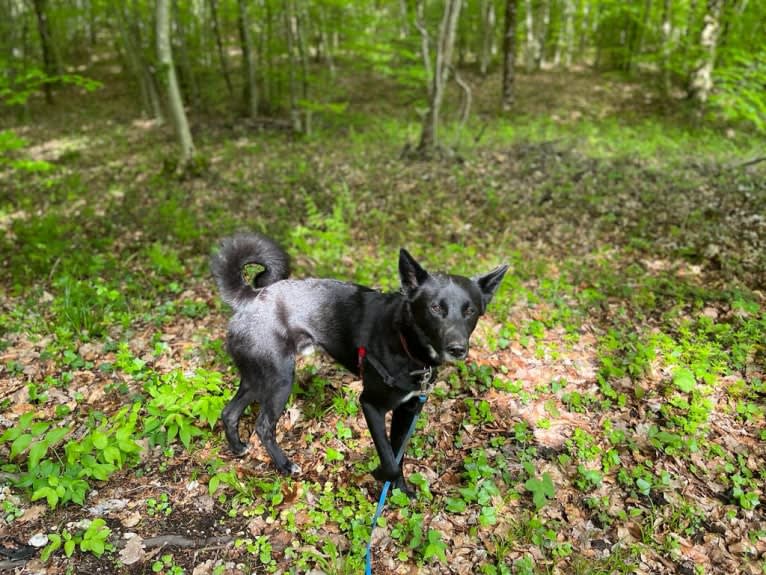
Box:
[211,232,507,493]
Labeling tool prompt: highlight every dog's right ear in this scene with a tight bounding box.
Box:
[399,248,430,296]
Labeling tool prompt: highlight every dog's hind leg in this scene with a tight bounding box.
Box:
[254,358,301,475]
[222,381,259,456]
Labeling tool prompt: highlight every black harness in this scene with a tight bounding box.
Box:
[357,335,436,395]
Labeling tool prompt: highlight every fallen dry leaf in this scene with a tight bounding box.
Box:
[119,534,145,565]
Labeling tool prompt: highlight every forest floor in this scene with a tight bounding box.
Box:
[1,67,765,575]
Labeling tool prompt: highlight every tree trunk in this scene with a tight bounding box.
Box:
[263,0,274,111]
[209,0,234,100]
[524,0,537,71]
[114,3,165,121]
[535,0,549,69]
[31,0,57,104]
[560,0,574,68]
[114,5,150,115]
[317,8,336,80]
[173,0,202,111]
[89,0,98,46]
[156,0,195,165]
[417,0,463,155]
[415,0,432,96]
[660,0,672,95]
[579,0,591,63]
[502,0,518,110]
[285,0,302,132]
[237,0,258,117]
[479,0,495,76]
[295,3,309,101]
[631,0,654,72]
[689,0,723,106]
[398,0,410,39]
[0,0,14,63]
[679,0,699,63]
[295,2,311,133]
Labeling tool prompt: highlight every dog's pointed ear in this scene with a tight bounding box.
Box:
[474,264,509,310]
[399,248,430,296]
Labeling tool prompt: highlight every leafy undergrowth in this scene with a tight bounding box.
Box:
[1,69,765,575]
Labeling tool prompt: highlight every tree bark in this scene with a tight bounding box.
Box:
[262,0,274,111]
[209,0,234,100]
[114,3,164,121]
[689,0,723,106]
[660,0,673,95]
[31,0,57,104]
[560,0,574,68]
[415,0,432,97]
[631,0,654,72]
[479,0,495,76]
[91,0,99,46]
[173,0,201,111]
[579,0,591,63]
[679,0,699,63]
[114,5,150,115]
[156,0,195,165]
[317,7,336,79]
[535,0,549,69]
[453,66,471,128]
[417,0,463,155]
[285,0,302,132]
[399,0,410,39]
[524,0,537,71]
[295,2,310,133]
[237,0,258,117]
[295,2,309,101]
[502,0,518,110]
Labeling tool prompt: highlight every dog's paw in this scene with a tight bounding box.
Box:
[391,477,416,500]
[372,464,400,483]
[276,460,302,476]
[229,442,250,457]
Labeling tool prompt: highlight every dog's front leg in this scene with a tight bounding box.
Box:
[388,397,424,497]
[361,397,399,482]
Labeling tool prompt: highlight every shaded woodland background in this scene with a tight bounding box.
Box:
[1,1,765,575]
[3,0,766,157]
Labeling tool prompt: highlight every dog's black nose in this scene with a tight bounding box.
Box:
[447,344,467,359]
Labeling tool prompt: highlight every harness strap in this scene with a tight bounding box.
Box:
[357,345,435,393]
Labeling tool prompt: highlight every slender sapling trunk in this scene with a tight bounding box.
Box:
[156,0,195,165]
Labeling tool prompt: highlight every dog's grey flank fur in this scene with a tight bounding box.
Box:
[212,232,508,494]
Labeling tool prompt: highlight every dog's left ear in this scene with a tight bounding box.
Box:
[399,248,430,296]
[473,264,509,311]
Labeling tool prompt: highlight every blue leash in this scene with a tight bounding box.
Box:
[364,395,427,575]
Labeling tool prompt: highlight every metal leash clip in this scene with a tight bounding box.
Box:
[409,365,434,395]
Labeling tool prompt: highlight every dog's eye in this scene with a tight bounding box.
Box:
[463,306,475,317]
[430,303,444,315]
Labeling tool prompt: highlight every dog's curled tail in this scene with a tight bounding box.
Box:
[210,232,290,306]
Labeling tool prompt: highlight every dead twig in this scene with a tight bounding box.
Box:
[726,156,766,170]
[0,559,27,571]
[141,535,235,549]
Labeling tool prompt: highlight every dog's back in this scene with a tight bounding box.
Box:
[212,232,380,369]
